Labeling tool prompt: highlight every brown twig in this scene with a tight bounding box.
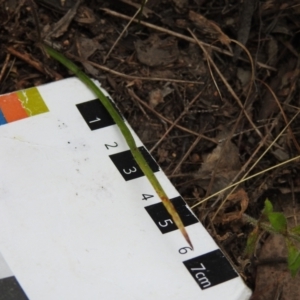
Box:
[210,110,299,219]
[28,0,42,41]
[197,111,300,217]
[188,29,263,139]
[0,53,11,83]
[101,8,276,71]
[104,2,144,63]
[191,154,300,209]
[127,88,217,144]
[258,79,300,153]
[67,53,203,85]
[171,134,203,176]
[149,88,205,153]
[7,46,63,80]
[230,39,255,109]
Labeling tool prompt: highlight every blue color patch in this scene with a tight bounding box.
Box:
[0,109,7,126]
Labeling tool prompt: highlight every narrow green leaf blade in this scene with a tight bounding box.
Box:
[42,44,193,248]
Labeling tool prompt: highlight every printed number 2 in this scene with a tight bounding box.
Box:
[158,219,173,227]
[105,142,118,149]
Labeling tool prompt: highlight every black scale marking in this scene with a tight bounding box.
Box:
[0,276,29,300]
[144,196,198,234]
[183,249,238,289]
[76,99,239,290]
[76,99,116,130]
[109,147,159,181]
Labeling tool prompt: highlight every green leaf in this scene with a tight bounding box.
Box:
[42,44,193,248]
[262,199,273,216]
[286,239,300,277]
[290,225,300,235]
[245,227,259,256]
[268,212,287,234]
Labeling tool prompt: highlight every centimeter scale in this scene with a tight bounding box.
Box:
[0,78,251,299]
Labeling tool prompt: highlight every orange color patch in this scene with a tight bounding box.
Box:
[0,92,28,122]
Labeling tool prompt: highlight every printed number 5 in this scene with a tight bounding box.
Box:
[158,219,173,227]
[123,167,137,175]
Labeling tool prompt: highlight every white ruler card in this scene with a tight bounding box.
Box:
[0,78,251,300]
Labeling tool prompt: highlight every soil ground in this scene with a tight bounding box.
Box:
[1,0,300,298]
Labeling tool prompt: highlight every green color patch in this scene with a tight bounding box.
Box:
[17,87,49,116]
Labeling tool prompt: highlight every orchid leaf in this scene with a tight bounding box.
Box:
[43,44,193,248]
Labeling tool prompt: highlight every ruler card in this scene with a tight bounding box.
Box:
[0,78,252,300]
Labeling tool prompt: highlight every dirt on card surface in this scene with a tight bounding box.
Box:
[1,1,300,298]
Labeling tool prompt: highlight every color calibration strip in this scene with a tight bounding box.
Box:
[0,87,49,126]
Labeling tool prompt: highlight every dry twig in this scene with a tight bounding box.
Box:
[6,46,62,80]
[67,53,203,85]
[127,88,217,144]
[101,8,276,71]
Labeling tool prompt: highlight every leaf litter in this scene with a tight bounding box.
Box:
[2,0,300,298]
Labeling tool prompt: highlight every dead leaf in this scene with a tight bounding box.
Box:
[157,148,169,163]
[233,0,255,60]
[189,10,231,48]
[150,69,176,79]
[75,6,96,24]
[133,119,163,142]
[200,139,241,173]
[271,148,289,162]
[171,0,188,13]
[134,35,179,67]
[181,44,206,77]
[237,67,252,94]
[194,132,241,195]
[220,189,249,223]
[44,0,81,38]
[77,37,102,58]
[258,60,298,121]
[38,0,96,24]
[149,89,164,109]
[76,36,103,77]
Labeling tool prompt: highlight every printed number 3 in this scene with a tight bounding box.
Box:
[123,167,137,175]
[158,219,173,227]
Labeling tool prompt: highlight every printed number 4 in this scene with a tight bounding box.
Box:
[158,219,173,227]
[142,194,154,201]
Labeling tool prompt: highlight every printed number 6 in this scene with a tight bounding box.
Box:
[123,167,137,175]
[178,247,193,254]
[158,219,173,227]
